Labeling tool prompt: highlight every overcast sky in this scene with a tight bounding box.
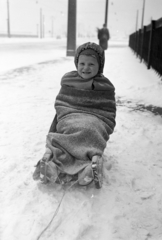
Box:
[0,0,161,39]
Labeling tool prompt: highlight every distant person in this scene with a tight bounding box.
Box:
[97,24,110,50]
[33,42,116,189]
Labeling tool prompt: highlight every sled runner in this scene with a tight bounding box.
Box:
[33,155,103,189]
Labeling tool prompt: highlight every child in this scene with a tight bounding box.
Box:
[33,42,116,189]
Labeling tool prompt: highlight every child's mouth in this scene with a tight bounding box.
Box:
[83,72,91,74]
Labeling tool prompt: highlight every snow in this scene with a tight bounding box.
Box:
[0,37,162,240]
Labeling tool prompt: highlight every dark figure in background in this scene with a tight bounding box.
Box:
[97,24,110,50]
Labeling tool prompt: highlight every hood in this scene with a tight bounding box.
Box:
[74,42,105,74]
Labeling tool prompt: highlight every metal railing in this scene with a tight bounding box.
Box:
[129,17,162,78]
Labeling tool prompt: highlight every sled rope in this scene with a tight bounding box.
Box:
[36,179,79,240]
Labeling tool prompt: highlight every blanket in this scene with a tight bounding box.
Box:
[46,85,116,175]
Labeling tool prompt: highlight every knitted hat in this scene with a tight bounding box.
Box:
[74,42,105,74]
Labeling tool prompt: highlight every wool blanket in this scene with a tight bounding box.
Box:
[46,85,116,175]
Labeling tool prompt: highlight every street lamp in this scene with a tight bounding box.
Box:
[105,0,109,27]
[135,9,139,32]
[66,0,77,56]
[51,16,54,38]
[7,0,10,37]
[141,0,146,29]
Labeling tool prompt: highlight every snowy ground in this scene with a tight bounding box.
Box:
[1,38,162,240]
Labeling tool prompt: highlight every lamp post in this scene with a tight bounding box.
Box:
[66,0,77,56]
[141,0,146,29]
[40,8,43,38]
[51,16,54,38]
[42,15,45,38]
[135,9,139,32]
[7,0,10,37]
[37,24,39,37]
[105,0,109,27]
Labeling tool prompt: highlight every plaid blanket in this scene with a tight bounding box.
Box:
[46,85,116,175]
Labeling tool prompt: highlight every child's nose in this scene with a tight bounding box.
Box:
[84,64,89,70]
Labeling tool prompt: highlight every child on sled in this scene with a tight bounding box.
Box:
[33,42,116,189]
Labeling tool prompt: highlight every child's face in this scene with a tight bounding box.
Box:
[77,55,99,79]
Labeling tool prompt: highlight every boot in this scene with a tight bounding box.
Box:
[33,147,53,182]
[78,164,93,186]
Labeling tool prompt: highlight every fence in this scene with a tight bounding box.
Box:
[129,17,162,78]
